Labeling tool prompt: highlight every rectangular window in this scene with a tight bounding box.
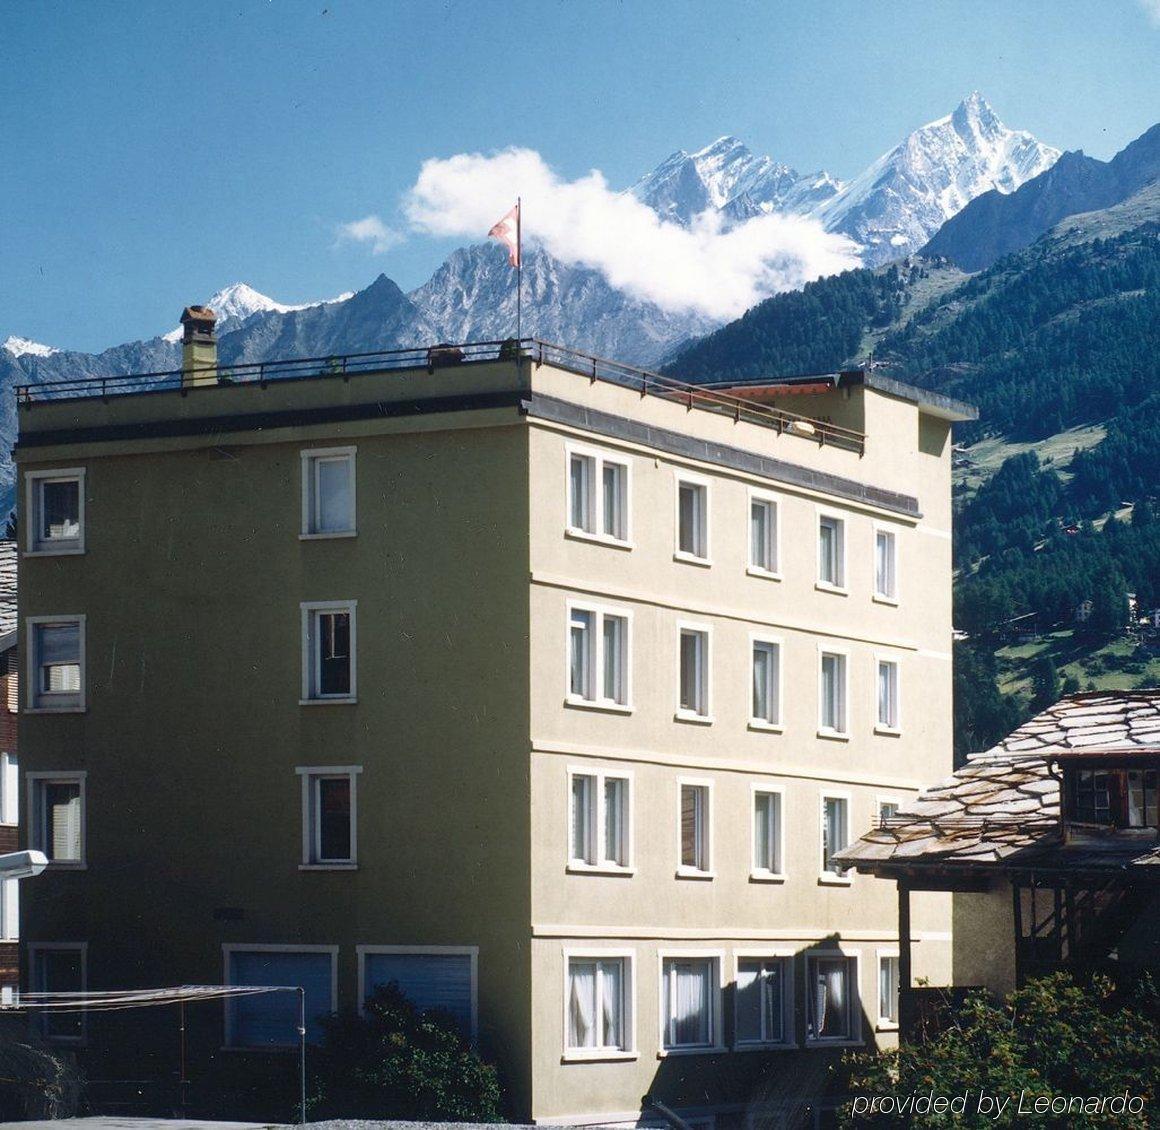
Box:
[679,782,711,875]
[29,773,85,866]
[301,447,355,536]
[298,766,361,866]
[301,602,356,702]
[676,478,709,561]
[751,639,781,727]
[819,651,847,735]
[877,659,900,730]
[818,514,845,589]
[569,769,631,870]
[662,956,719,1050]
[1127,770,1159,828]
[31,944,86,1042]
[807,954,857,1043]
[567,604,630,708]
[875,528,898,600]
[567,449,630,543]
[567,956,629,1053]
[749,495,779,575]
[361,948,477,1041]
[736,956,790,1046]
[1073,770,1113,824]
[878,954,900,1027]
[226,947,336,1048]
[822,796,850,878]
[752,790,783,877]
[27,617,85,711]
[678,626,710,719]
[878,799,900,825]
[26,469,85,554]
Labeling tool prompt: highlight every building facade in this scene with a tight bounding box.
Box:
[16,333,972,1123]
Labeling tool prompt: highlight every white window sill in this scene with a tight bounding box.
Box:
[815,581,849,596]
[24,706,86,715]
[567,863,636,877]
[817,728,850,742]
[876,1021,900,1033]
[299,530,357,541]
[658,1044,726,1058]
[561,1048,638,1063]
[674,711,713,725]
[565,696,634,715]
[872,593,900,606]
[733,1041,796,1053]
[565,528,633,551]
[748,719,784,734]
[24,546,85,557]
[675,867,715,881]
[746,566,782,582]
[818,872,852,886]
[299,697,358,706]
[299,863,358,871]
[749,870,786,884]
[673,551,712,568]
[874,724,903,737]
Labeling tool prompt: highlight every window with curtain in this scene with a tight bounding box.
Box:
[807,955,855,1041]
[875,528,897,599]
[601,461,628,542]
[302,449,355,535]
[303,604,356,701]
[32,777,83,863]
[677,480,708,559]
[32,947,84,1042]
[567,957,627,1051]
[569,452,595,532]
[568,606,629,707]
[877,659,900,729]
[819,652,846,733]
[568,451,629,542]
[822,796,849,876]
[878,955,899,1025]
[818,515,845,587]
[736,957,787,1045]
[569,771,631,869]
[31,620,83,709]
[1127,770,1159,828]
[751,640,780,725]
[364,951,474,1039]
[679,628,709,717]
[749,497,778,573]
[662,957,716,1049]
[31,474,82,551]
[753,791,782,875]
[680,783,710,872]
[228,949,335,1047]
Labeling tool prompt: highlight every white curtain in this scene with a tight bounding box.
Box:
[876,530,894,596]
[316,457,352,532]
[604,778,625,865]
[570,612,593,698]
[735,962,760,1042]
[600,960,622,1048]
[878,662,895,726]
[570,455,591,531]
[813,959,848,1039]
[750,501,768,567]
[571,775,592,863]
[602,616,624,703]
[568,962,596,1048]
[668,961,709,1046]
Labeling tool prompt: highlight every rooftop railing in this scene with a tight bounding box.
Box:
[14,337,866,454]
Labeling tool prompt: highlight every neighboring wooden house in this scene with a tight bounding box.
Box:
[0,540,18,989]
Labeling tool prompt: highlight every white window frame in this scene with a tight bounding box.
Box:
[565,600,633,712]
[1,751,19,826]
[0,877,17,942]
[296,765,362,870]
[746,489,781,580]
[300,446,357,539]
[25,467,86,556]
[222,943,339,1049]
[877,796,901,827]
[673,471,711,566]
[875,655,902,734]
[749,633,783,731]
[565,443,632,548]
[29,942,88,1044]
[816,510,847,594]
[820,790,852,885]
[27,771,87,869]
[675,776,714,879]
[750,783,785,883]
[25,615,86,714]
[566,765,635,875]
[300,601,357,704]
[805,949,862,1047]
[733,950,795,1050]
[562,946,636,1061]
[817,645,849,739]
[876,948,900,1031]
[356,944,479,1044]
[675,621,712,723]
[657,949,725,1056]
[873,523,899,604]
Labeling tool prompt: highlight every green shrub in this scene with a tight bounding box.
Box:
[0,1032,84,1120]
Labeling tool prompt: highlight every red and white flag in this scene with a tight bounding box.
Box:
[488,202,520,268]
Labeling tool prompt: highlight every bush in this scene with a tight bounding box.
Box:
[312,983,502,1121]
[0,1032,84,1120]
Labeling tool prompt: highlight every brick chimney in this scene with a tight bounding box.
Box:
[180,305,217,386]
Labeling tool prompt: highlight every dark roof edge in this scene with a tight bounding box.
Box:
[840,369,978,422]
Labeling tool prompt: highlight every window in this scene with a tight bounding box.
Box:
[748,494,779,576]
[752,789,783,878]
[1128,770,1159,828]
[875,528,898,600]
[27,617,85,712]
[301,602,356,702]
[878,799,900,825]
[821,795,849,879]
[360,947,477,1041]
[877,659,900,730]
[678,780,712,876]
[225,946,337,1048]
[735,956,791,1047]
[677,625,710,720]
[567,604,630,708]
[26,469,85,554]
[817,514,846,589]
[1069,767,1159,828]
[566,954,631,1055]
[1073,769,1114,825]
[819,651,847,735]
[29,773,85,866]
[569,769,632,871]
[750,638,781,727]
[878,954,900,1028]
[301,447,355,536]
[30,944,86,1042]
[675,476,709,562]
[297,766,361,867]
[806,954,858,1043]
[661,955,720,1051]
[567,448,630,543]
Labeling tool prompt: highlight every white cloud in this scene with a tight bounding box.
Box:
[1139,0,1160,24]
[403,147,860,321]
[336,214,403,255]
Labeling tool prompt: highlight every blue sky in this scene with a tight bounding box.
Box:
[2,0,1158,351]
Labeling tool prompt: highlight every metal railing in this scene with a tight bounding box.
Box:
[13,337,866,454]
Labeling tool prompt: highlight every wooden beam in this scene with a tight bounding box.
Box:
[898,880,912,991]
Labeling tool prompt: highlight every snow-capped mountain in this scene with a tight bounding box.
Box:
[161,282,354,341]
[2,335,58,358]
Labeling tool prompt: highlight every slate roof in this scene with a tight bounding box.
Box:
[836,692,1160,875]
[0,540,16,640]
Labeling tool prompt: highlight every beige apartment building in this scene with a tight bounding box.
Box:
[15,323,973,1124]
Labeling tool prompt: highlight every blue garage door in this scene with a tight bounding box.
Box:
[229,949,334,1047]
[364,951,474,1038]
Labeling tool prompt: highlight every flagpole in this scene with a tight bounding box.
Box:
[516,196,522,345]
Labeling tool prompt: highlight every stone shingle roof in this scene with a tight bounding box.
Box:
[837,692,1160,874]
[0,540,16,639]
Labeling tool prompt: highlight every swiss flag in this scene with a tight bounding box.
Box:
[488,202,520,268]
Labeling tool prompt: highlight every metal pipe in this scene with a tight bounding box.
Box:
[297,987,306,1125]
